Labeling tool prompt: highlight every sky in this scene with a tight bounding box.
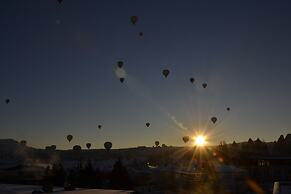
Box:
[0,0,291,149]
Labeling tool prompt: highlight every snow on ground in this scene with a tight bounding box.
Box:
[0,184,133,194]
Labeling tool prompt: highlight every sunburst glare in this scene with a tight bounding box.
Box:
[193,135,207,147]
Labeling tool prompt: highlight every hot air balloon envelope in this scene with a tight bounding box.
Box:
[162,69,170,78]
[155,141,160,147]
[211,117,217,124]
[67,135,73,142]
[86,143,91,149]
[117,61,123,68]
[182,136,190,143]
[190,78,195,84]
[104,142,112,151]
[5,99,10,104]
[130,16,138,25]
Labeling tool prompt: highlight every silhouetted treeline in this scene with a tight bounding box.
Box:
[215,134,291,159]
[42,159,132,190]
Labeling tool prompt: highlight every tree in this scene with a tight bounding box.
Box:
[51,163,66,186]
[67,169,77,188]
[110,159,132,189]
[42,166,53,192]
[79,160,96,188]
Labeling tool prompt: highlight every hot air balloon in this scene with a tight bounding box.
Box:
[117,61,123,68]
[182,136,190,143]
[130,16,138,25]
[190,77,195,84]
[211,117,217,124]
[46,145,56,151]
[104,141,112,151]
[57,0,63,4]
[86,143,91,149]
[98,125,102,129]
[202,83,207,88]
[226,107,230,111]
[155,141,160,147]
[119,78,125,83]
[146,122,150,127]
[55,19,61,25]
[51,145,57,150]
[67,135,73,142]
[5,98,10,104]
[138,32,144,37]
[73,145,82,151]
[20,140,27,146]
[162,69,170,78]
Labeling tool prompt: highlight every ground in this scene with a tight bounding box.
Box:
[0,184,133,194]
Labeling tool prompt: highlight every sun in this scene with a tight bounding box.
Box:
[194,135,207,147]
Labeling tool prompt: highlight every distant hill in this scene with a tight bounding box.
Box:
[0,134,290,167]
[0,139,21,151]
[0,139,182,168]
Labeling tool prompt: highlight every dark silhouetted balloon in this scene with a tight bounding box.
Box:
[227,107,230,111]
[162,69,170,78]
[119,78,125,83]
[45,145,56,151]
[130,16,138,25]
[138,32,144,37]
[182,136,190,143]
[117,61,123,68]
[104,141,112,151]
[98,125,102,129]
[155,141,159,147]
[190,77,195,84]
[86,143,91,149]
[20,140,27,146]
[202,83,207,88]
[211,117,217,124]
[5,99,10,104]
[67,135,73,142]
[57,0,63,4]
[73,145,82,151]
[146,122,150,127]
[51,145,57,150]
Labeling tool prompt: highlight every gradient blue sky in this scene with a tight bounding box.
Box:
[0,0,291,149]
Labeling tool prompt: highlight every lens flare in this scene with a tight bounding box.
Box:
[194,135,207,147]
